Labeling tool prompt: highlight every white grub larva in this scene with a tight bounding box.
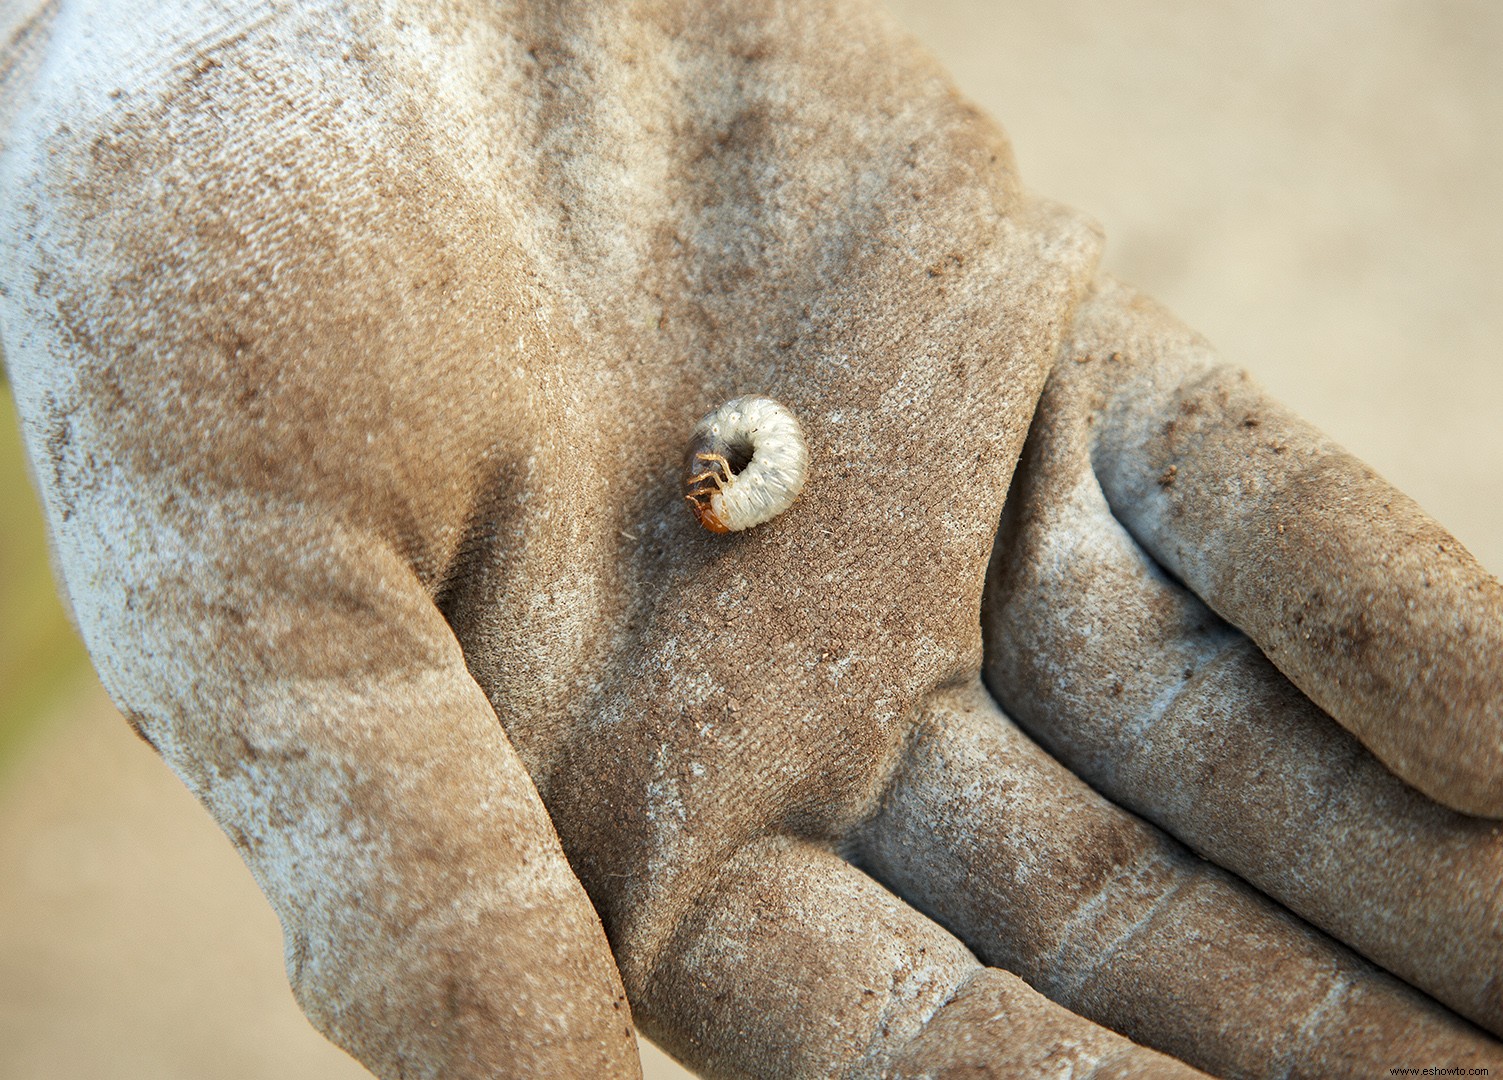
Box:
[684,396,809,533]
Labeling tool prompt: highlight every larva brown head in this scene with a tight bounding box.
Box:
[686,494,732,533]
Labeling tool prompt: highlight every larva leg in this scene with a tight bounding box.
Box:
[631,833,1200,1078]
[689,452,735,490]
[853,681,1502,1077]
[686,455,734,511]
[685,472,725,492]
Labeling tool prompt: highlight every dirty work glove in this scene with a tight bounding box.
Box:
[2,1,1498,1077]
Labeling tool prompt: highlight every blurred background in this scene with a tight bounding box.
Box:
[2,2,1499,1077]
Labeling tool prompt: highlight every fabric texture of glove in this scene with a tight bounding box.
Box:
[2,1,1498,1077]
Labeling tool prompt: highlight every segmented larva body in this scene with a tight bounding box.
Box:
[684,396,809,533]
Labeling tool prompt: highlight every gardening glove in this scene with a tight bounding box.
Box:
[2,1,1498,1077]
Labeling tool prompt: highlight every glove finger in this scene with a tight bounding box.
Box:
[854,681,1500,1078]
[79,518,641,1079]
[983,363,1503,1037]
[630,832,1201,1079]
[1078,279,1503,817]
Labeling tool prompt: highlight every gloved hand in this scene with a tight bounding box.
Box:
[2,1,1497,1078]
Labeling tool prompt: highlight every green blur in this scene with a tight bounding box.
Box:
[0,379,90,779]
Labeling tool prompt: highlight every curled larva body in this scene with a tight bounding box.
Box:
[684,396,809,533]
